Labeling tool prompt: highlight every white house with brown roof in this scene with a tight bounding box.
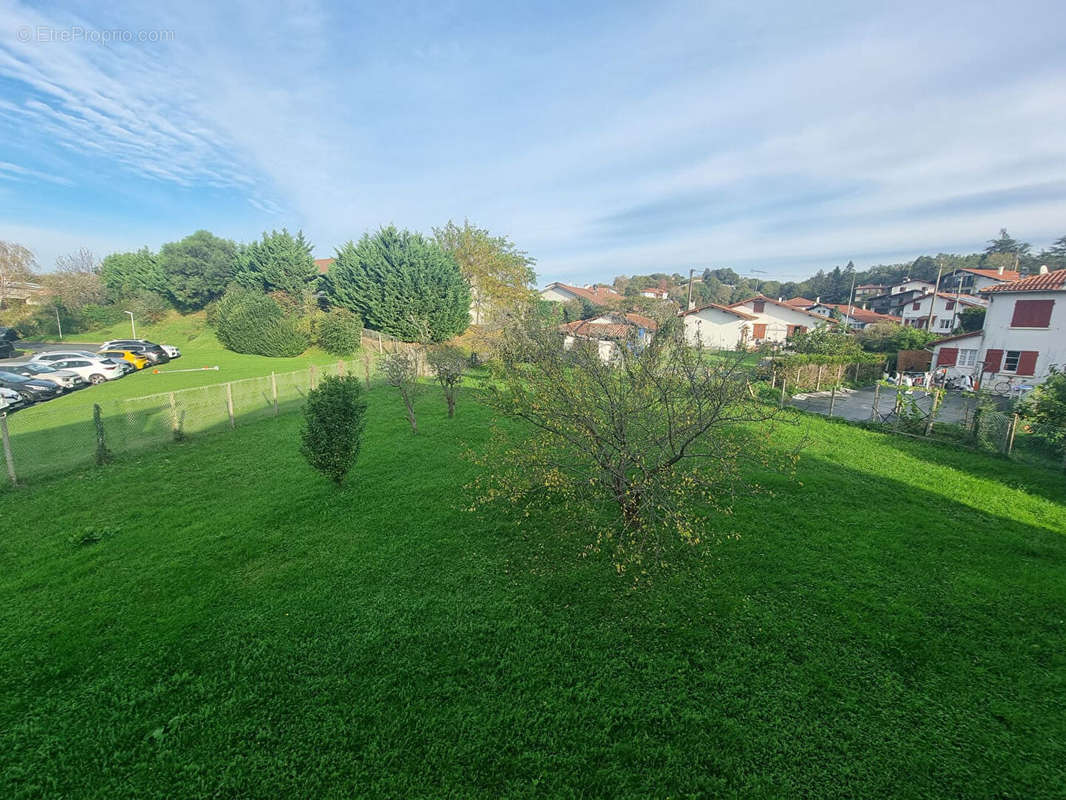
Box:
[560,312,657,363]
[930,267,1066,387]
[899,292,986,333]
[540,282,622,306]
[729,295,832,343]
[806,302,901,330]
[940,266,1021,295]
[680,303,757,349]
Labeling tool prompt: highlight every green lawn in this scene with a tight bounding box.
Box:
[1,390,1064,798]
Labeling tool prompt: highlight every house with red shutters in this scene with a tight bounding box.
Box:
[728,295,833,344]
[930,267,1065,388]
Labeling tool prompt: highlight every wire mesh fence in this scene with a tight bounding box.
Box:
[1,360,365,486]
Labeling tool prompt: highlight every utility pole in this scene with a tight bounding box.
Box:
[926,256,944,331]
[55,307,63,341]
[125,310,136,339]
[685,268,695,310]
[845,271,857,328]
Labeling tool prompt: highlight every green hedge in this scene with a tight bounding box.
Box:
[315,308,362,355]
[214,287,310,357]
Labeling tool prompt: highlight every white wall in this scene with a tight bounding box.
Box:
[732,299,823,343]
[900,294,981,333]
[981,291,1065,383]
[540,286,578,302]
[683,309,750,349]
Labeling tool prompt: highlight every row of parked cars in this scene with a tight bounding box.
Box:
[0,339,181,413]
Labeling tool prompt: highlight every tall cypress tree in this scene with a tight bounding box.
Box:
[233,229,318,294]
[328,226,471,342]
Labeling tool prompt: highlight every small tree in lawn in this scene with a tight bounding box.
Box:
[383,351,419,433]
[471,314,792,572]
[300,376,368,485]
[427,346,465,417]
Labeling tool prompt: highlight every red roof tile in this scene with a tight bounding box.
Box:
[729,295,837,322]
[315,258,334,274]
[783,297,815,307]
[980,269,1066,293]
[545,282,622,306]
[818,303,900,323]
[957,267,1022,282]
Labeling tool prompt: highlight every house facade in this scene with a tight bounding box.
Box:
[940,267,1021,295]
[729,295,831,343]
[866,287,927,316]
[806,303,900,330]
[930,267,1066,387]
[560,312,657,363]
[681,303,757,349]
[540,282,622,306]
[899,292,986,333]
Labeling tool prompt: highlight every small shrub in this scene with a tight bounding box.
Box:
[427,345,465,417]
[316,308,363,355]
[382,351,420,433]
[299,375,368,485]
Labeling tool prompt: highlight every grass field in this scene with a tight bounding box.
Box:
[2,385,1064,798]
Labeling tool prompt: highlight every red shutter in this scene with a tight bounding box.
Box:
[937,347,958,367]
[1016,351,1038,376]
[1011,299,1054,327]
[753,323,767,338]
[753,300,765,313]
[983,349,1003,373]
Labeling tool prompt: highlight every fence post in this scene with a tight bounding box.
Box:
[271,372,279,417]
[226,383,235,430]
[828,385,836,418]
[870,382,880,422]
[1006,413,1019,456]
[1,414,16,487]
[815,364,824,392]
[770,367,776,390]
[924,389,939,437]
[93,404,111,465]
[169,392,179,439]
[779,375,787,408]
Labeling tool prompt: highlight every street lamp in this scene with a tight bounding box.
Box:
[124,311,136,339]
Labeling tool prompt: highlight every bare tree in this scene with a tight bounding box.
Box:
[54,248,100,274]
[0,241,37,308]
[473,315,791,565]
[382,351,420,433]
[427,346,466,417]
[44,249,106,311]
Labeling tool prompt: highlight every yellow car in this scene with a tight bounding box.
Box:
[98,349,149,371]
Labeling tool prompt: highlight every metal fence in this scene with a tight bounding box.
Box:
[1,360,367,486]
[789,381,1065,463]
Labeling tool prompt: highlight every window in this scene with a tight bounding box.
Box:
[1004,351,1021,372]
[958,349,977,367]
[1010,299,1054,328]
[945,300,955,310]
[938,318,952,329]
[752,300,765,313]
[912,301,921,310]
[752,323,767,338]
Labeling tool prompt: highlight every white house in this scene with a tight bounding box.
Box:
[540,282,622,306]
[560,312,658,363]
[899,292,986,333]
[640,287,670,300]
[890,278,935,295]
[729,295,832,343]
[939,266,1021,295]
[806,303,901,330]
[681,303,757,349]
[930,267,1066,387]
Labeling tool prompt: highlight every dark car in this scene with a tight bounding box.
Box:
[3,362,87,392]
[0,340,13,359]
[0,370,62,403]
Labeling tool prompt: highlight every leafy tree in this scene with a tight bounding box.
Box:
[426,345,466,417]
[0,241,37,308]
[233,229,318,294]
[315,308,363,355]
[382,350,420,432]
[1018,367,1066,457]
[433,220,536,325]
[300,375,368,485]
[1038,235,1066,270]
[214,286,310,357]
[856,321,937,352]
[472,316,783,565]
[329,226,470,342]
[158,230,237,311]
[959,306,986,333]
[100,247,165,297]
[985,228,1031,256]
[787,326,860,356]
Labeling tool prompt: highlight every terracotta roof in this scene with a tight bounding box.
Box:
[955,267,1022,282]
[682,302,758,321]
[980,269,1066,293]
[783,297,815,307]
[544,282,622,305]
[561,312,658,339]
[315,258,334,274]
[729,294,837,322]
[931,330,984,346]
[818,304,900,324]
[622,312,659,331]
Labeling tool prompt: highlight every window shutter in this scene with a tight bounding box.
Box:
[983,349,1003,373]
[1016,351,1038,376]
[753,300,765,313]
[753,323,767,338]
[937,347,958,367]
[1011,299,1054,327]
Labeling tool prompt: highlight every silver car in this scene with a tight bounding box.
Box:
[41,356,124,385]
[3,362,87,391]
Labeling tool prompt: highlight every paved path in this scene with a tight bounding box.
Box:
[789,385,975,425]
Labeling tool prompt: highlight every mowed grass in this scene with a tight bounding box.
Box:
[1,389,1064,798]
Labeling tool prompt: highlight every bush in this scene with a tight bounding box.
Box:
[120,290,171,325]
[427,346,465,416]
[1019,367,1066,456]
[299,375,368,485]
[316,308,363,355]
[214,287,310,357]
[80,304,124,329]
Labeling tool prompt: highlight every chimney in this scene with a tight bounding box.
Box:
[1040,265,1049,275]
[688,300,695,311]
[997,265,1004,276]
[778,296,783,302]
[815,295,821,304]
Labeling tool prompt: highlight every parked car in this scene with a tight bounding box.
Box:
[3,362,87,392]
[0,386,25,412]
[160,344,181,359]
[41,357,124,385]
[0,340,14,359]
[0,370,62,402]
[97,349,149,371]
[100,340,170,365]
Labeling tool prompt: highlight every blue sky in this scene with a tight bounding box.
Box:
[1,0,1064,284]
